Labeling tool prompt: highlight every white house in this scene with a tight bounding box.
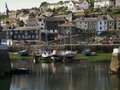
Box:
[47,3,63,9]
[64,1,78,12]
[94,0,114,8]
[96,16,108,35]
[0,29,13,46]
[78,0,90,10]
[36,14,46,31]
[64,0,90,12]
[17,12,29,24]
[46,0,89,12]
[115,0,120,7]
[96,15,114,35]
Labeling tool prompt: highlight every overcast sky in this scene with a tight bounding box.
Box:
[0,0,62,13]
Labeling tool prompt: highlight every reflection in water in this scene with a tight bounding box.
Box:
[0,75,12,90]
[9,62,120,90]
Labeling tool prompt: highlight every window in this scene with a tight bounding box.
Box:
[32,35,35,39]
[44,20,45,23]
[20,31,22,34]
[41,28,43,30]
[30,31,33,33]
[35,31,38,34]
[41,23,44,26]
[18,35,21,39]
[100,27,102,30]
[36,35,39,39]
[39,19,42,21]
[22,35,24,39]
[15,31,18,34]
[25,36,28,39]
[104,21,106,25]
[109,26,112,29]
[28,35,31,39]
[14,35,17,39]
[25,31,28,35]
[100,22,102,25]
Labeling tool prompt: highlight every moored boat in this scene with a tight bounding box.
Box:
[82,49,91,56]
[61,50,77,60]
[51,50,63,62]
[41,50,51,59]
[18,49,29,56]
[11,68,29,74]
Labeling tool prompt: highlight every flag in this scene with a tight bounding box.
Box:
[5,2,10,16]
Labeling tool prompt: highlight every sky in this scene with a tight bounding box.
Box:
[0,0,61,13]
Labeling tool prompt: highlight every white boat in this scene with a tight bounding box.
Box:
[41,51,51,59]
[61,50,77,59]
[51,50,63,62]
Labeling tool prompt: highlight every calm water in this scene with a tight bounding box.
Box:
[0,61,120,90]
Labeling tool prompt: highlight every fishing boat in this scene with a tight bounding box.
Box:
[41,50,51,59]
[61,50,77,59]
[51,50,63,62]
[82,49,91,56]
[11,68,29,74]
[18,49,29,56]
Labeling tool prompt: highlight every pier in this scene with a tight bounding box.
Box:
[0,45,11,75]
[110,47,120,74]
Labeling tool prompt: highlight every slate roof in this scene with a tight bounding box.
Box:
[73,17,97,22]
[97,15,114,20]
[46,16,66,21]
[59,22,76,27]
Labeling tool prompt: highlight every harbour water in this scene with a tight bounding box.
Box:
[0,60,120,90]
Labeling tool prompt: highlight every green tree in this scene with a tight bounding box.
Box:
[111,9,120,14]
[58,1,63,4]
[19,20,24,27]
[16,18,24,27]
[40,2,49,7]
[87,0,95,7]
[47,8,53,12]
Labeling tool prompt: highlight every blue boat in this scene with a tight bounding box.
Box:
[82,49,91,56]
[18,49,29,56]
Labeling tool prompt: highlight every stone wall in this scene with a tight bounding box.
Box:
[0,50,11,75]
[110,52,120,73]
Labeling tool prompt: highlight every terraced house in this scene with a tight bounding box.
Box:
[94,0,114,8]
[115,0,120,7]
[96,15,114,35]
[115,16,120,30]
[73,17,97,33]
[47,0,89,12]
[12,27,40,45]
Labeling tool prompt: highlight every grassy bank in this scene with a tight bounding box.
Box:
[9,52,34,61]
[75,53,112,61]
[9,52,112,62]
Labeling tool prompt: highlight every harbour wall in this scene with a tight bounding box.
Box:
[9,44,120,53]
[0,50,11,76]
